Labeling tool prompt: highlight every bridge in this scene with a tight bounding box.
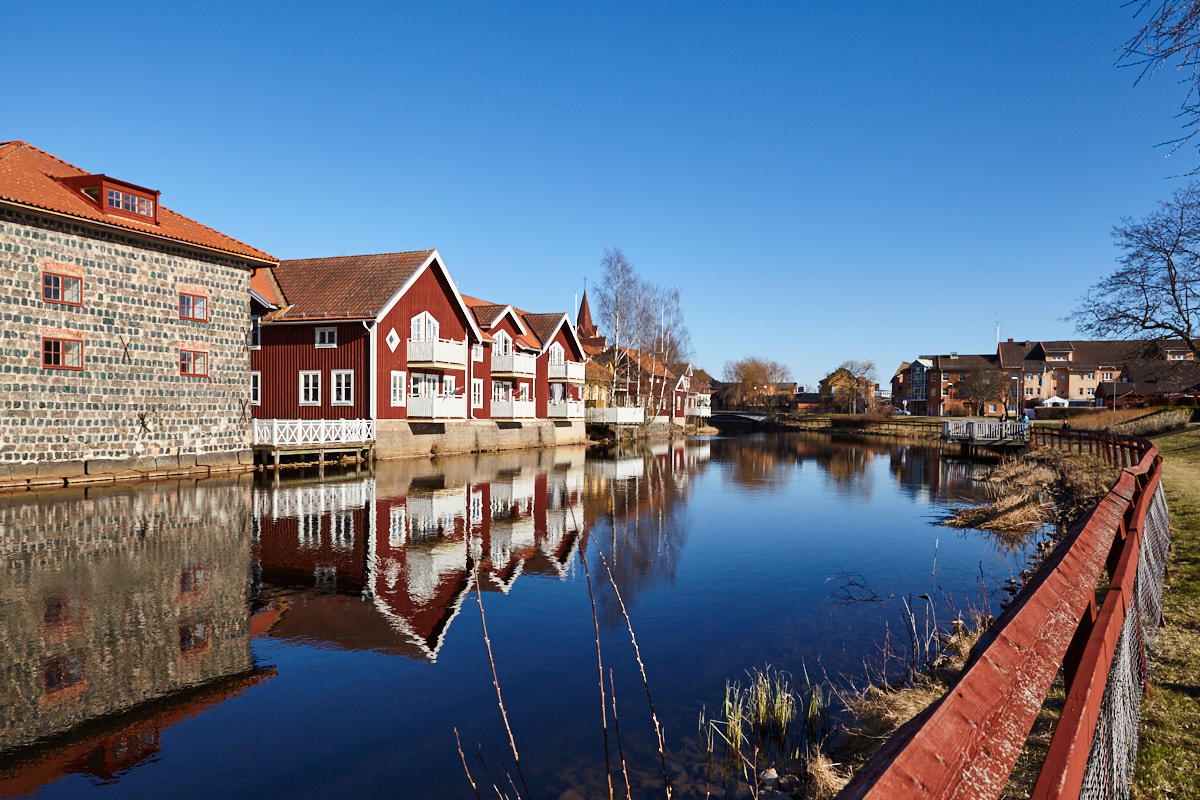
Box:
[709,411,768,425]
[941,419,1029,445]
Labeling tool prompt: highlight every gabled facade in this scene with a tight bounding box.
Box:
[0,141,276,478]
[253,250,485,426]
[520,311,587,420]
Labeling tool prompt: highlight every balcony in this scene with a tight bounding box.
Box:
[492,351,536,376]
[491,398,536,419]
[408,395,467,419]
[547,400,584,419]
[548,361,585,383]
[691,404,712,417]
[407,337,468,368]
[585,406,644,425]
[253,418,375,446]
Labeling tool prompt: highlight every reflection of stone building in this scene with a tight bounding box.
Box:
[252,448,589,661]
[0,477,267,789]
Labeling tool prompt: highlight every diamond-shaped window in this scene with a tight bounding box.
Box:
[386,328,400,352]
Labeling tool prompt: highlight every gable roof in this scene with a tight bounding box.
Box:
[250,267,285,309]
[461,295,533,346]
[0,141,274,264]
[266,250,484,342]
[519,311,586,357]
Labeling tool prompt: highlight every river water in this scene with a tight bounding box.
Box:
[0,433,1038,799]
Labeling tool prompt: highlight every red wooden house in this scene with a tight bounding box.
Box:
[251,251,489,450]
[462,296,541,420]
[518,311,588,420]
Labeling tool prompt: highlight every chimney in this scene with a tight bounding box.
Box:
[1007,338,1013,343]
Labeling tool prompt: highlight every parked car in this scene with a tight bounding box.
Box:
[892,408,912,415]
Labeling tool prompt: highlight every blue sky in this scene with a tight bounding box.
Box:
[4,2,1192,387]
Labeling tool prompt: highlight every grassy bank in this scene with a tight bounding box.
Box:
[1135,424,1200,798]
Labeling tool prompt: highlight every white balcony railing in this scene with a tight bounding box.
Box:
[492,351,537,375]
[253,418,376,447]
[548,361,585,382]
[942,420,1028,441]
[407,337,468,366]
[408,395,468,419]
[692,405,712,417]
[407,489,466,523]
[585,406,645,425]
[547,400,584,419]
[491,398,536,418]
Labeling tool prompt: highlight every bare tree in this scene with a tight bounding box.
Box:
[594,248,694,419]
[722,357,792,412]
[955,371,1007,416]
[1120,0,1200,164]
[1069,183,1200,355]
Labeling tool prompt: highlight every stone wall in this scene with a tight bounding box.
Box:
[0,207,256,470]
[375,419,587,459]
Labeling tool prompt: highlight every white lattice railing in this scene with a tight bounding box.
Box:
[253,418,376,447]
[942,420,1028,441]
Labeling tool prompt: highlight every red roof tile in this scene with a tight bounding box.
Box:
[0,141,274,263]
[270,250,435,321]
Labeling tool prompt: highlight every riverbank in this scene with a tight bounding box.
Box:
[1135,424,1200,798]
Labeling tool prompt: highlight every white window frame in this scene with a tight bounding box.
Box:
[442,375,455,397]
[493,381,511,402]
[249,317,261,349]
[472,378,484,409]
[315,327,337,348]
[251,371,261,406]
[548,342,565,366]
[332,370,354,406]
[494,330,512,355]
[391,370,407,407]
[411,311,439,342]
[300,371,321,406]
[1101,372,1114,381]
[472,343,484,362]
[518,382,529,401]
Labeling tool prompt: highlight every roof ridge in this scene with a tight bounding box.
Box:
[281,249,434,263]
[0,140,84,173]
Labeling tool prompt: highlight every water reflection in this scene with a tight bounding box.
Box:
[0,477,271,795]
[0,434,1017,799]
[252,447,592,662]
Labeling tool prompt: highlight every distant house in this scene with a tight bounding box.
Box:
[0,141,276,477]
[820,368,877,413]
[891,338,1198,417]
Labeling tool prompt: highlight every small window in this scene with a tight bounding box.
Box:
[249,317,261,348]
[315,327,337,348]
[332,370,354,406]
[300,371,321,405]
[410,312,439,342]
[44,652,86,694]
[494,331,511,355]
[43,337,83,370]
[43,272,82,306]
[251,371,261,405]
[988,403,997,413]
[549,343,565,366]
[180,350,208,377]
[518,383,529,401]
[472,378,483,408]
[1101,372,1114,381]
[1170,353,1185,361]
[442,375,455,397]
[386,328,400,352]
[106,187,155,219]
[179,622,210,655]
[179,293,208,322]
[472,343,484,362]
[391,370,407,407]
[180,567,211,596]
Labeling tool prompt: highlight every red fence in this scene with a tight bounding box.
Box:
[837,431,1168,800]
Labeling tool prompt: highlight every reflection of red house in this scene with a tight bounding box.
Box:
[252,453,588,661]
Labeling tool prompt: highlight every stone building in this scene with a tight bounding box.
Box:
[0,142,277,480]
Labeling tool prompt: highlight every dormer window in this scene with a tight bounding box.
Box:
[60,174,159,224]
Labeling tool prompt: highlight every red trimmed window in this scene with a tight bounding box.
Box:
[44,652,86,694]
[179,293,208,322]
[179,621,210,655]
[43,272,82,306]
[180,350,208,377]
[43,337,83,370]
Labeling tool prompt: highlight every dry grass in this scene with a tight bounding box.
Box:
[1134,424,1200,799]
[944,448,1116,536]
[1108,407,1193,437]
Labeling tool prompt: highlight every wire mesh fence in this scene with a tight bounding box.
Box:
[1080,481,1170,800]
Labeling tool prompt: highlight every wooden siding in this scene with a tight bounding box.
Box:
[376,265,475,420]
[535,324,583,418]
[251,322,369,419]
